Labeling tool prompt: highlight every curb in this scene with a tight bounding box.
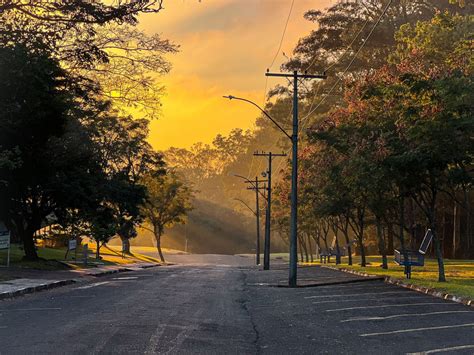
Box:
[85,267,129,277]
[322,265,473,308]
[84,263,161,277]
[0,279,76,300]
[275,276,385,288]
[0,262,161,300]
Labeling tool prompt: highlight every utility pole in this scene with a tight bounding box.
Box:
[246,180,268,266]
[254,176,261,266]
[265,70,326,287]
[254,151,287,270]
[233,174,267,266]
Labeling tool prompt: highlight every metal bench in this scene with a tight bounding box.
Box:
[320,250,330,264]
[394,229,433,279]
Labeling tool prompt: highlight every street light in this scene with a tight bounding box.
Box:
[225,95,294,274]
[223,96,292,141]
[233,198,256,216]
[226,71,325,286]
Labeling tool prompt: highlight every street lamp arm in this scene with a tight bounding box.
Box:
[223,95,292,141]
[233,198,257,217]
[233,174,253,185]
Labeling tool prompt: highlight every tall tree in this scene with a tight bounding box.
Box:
[141,173,193,262]
[0,45,101,260]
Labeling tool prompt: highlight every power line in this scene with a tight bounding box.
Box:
[250,0,295,179]
[273,0,393,176]
[269,0,296,70]
[299,0,393,128]
[305,10,372,73]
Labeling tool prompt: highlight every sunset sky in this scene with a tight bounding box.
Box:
[139,0,334,150]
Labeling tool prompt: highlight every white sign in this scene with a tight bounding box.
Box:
[68,239,77,250]
[0,231,10,250]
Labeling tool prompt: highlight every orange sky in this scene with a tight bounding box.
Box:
[139,0,334,150]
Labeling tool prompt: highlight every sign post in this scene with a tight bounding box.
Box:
[64,238,77,260]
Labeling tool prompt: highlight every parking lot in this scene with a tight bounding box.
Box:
[245,265,474,354]
[1,258,472,354]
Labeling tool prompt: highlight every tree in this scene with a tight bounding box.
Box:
[0,1,178,119]
[307,12,473,281]
[0,45,101,260]
[84,112,165,253]
[141,173,193,262]
[88,206,120,260]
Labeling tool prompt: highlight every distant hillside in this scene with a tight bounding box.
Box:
[116,198,286,254]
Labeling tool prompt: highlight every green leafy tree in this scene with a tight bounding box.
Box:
[0,1,178,119]
[0,45,101,260]
[141,173,193,262]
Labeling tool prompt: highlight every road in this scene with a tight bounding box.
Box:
[1,254,473,354]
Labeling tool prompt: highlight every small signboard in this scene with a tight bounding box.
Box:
[0,226,11,267]
[419,229,433,255]
[68,239,77,251]
[0,231,10,250]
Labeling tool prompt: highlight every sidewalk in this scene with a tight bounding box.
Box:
[0,262,160,300]
[246,263,385,287]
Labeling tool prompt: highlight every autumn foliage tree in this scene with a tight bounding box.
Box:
[299,12,473,281]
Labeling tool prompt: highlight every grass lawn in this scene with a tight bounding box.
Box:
[267,253,473,299]
[0,243,161,271]
[0,244,72,270]
[329,256,474,299]
[92,244,161,265]
[125,246,187,255]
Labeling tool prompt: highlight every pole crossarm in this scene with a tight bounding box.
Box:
[234,174,267,200]
[265,72,327,80]
[254,151,287,158]
[223,95,292,141]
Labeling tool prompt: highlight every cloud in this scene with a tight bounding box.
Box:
[139,0,334,149]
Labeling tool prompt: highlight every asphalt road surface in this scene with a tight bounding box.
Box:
[1,254,473,354]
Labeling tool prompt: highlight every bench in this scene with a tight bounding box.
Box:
[319,251,330,264]
[394,229,433,279]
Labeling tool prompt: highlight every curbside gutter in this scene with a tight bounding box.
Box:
[321,265,473,308]
[0,263,161,300]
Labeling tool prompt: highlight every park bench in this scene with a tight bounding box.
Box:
[319,250,330,264]
[394,229,433,279]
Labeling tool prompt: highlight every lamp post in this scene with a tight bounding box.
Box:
[224,75,325,286]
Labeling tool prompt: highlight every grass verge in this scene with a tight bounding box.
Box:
[327,256,474,299]
[0,243,161,271]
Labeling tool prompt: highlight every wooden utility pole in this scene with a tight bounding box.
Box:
[254,151,287,270]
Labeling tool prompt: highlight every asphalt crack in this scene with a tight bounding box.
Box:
[240,270,261,355]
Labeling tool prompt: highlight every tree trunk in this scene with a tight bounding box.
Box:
[452,200,459,259]
[154,225,165,263]
[466,190,472,258]
[358,209,366,267]
[387,223,394,254]
[307,234,314,263]
[22,228,38,261]
[428,191,446,282]
[298,236,304,262]
[120,236,131,254]
[376,216,388,269]
[341,216,352,266]
[96,240,101,259]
